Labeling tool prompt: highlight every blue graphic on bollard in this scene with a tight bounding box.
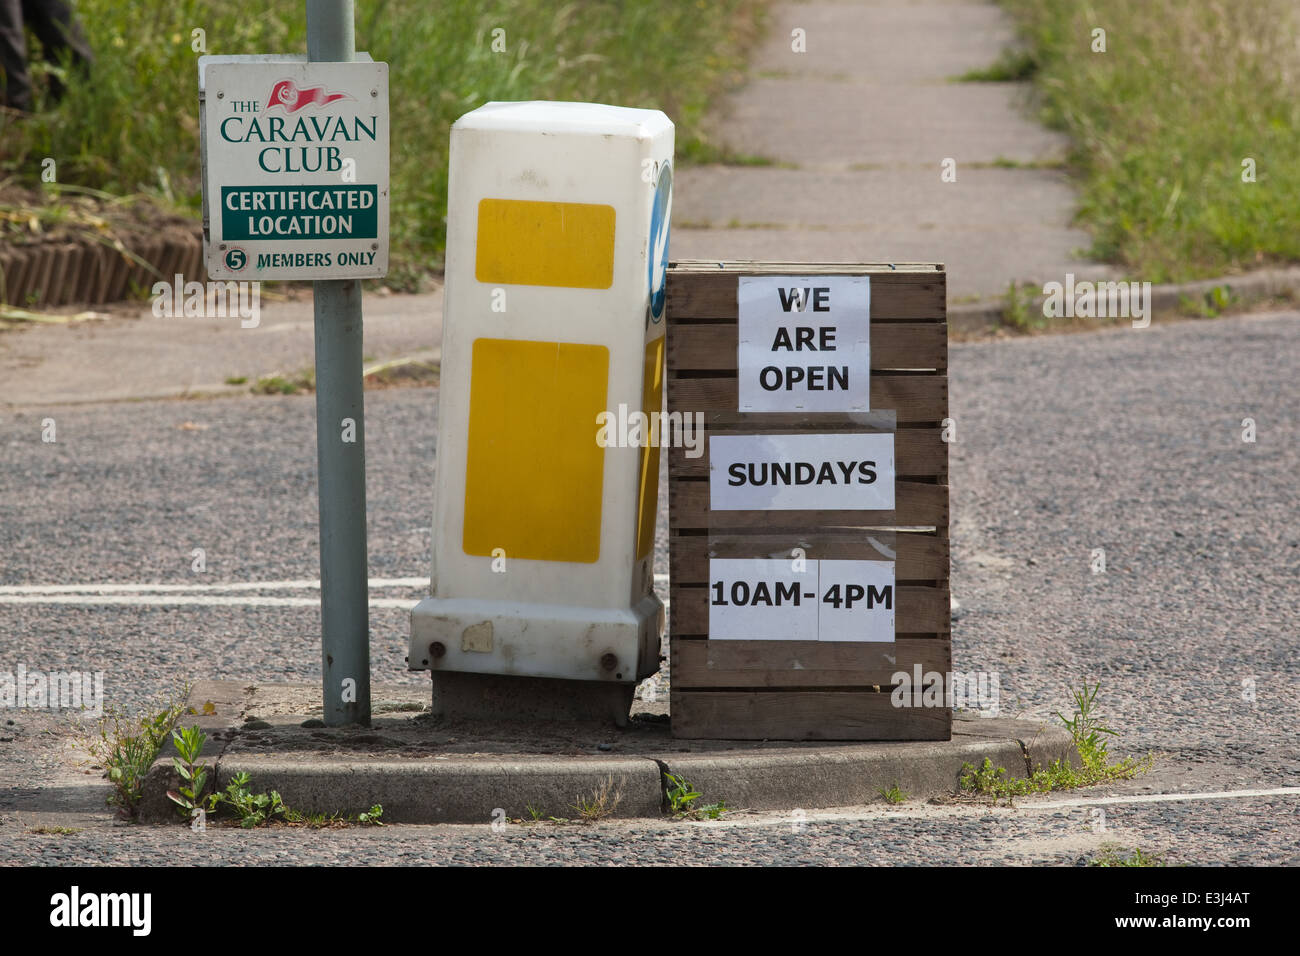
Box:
[648,162,672,322]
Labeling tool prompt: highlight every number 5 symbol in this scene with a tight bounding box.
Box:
[224,248,246,271]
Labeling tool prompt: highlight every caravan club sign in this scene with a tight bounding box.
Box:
[199,56,390,280]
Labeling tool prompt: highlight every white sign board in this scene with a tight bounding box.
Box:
[199,56,389,280]
[738,275,870,412]
[709,432,895,511]
[709,558,895,642]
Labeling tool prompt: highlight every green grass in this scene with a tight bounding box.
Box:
[571,775,623,823]
[252,368,314,394]
[994,0,1300,281]
[1,0,767,289]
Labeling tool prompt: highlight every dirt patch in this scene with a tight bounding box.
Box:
[0,183,199,250]
[0,183,202,309]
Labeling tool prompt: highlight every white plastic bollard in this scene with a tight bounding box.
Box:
[410,102,673,712]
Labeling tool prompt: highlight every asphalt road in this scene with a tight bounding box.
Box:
[1,310,1297,865]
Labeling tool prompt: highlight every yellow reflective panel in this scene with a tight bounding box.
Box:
[474,198,616,289]
[463,338,609,563]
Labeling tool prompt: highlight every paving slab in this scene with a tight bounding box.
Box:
[737,0,1011,85]
[708,80,1068,168]
[677,166,1087,230]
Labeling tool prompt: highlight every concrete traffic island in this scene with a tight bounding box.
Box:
[138,680,1079,824]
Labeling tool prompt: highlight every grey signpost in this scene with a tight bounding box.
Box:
[307,0,370,726]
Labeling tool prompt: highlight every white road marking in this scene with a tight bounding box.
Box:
[0,594,413,608]
[0,577,429,595]
[3,575,666,595]
[1019,786,1300,809]
[692,786,1300,828]
[0,573,671,606]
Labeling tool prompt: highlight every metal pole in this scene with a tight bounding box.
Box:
[307,0,370,726]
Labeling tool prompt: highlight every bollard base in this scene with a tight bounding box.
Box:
[409,594,663,684]
[429,671,637,727]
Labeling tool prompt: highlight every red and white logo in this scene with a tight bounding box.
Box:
[266,80,351,112]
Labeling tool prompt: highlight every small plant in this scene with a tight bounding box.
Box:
[526,804,544,823]
[1089,844,1165,867]
[1055,681,1116,772]
[1001,279,1038,330]
[88,690,188,818]
[572,775,623,823]
[165,724,209,822]
[210,771,288,828]
[663,771,728,819]
[356,805,384,826]
[960,682,1154,804]
[1178,285,1234,319]
[27,825,82,835]
[664,771,702,815]
[223,375,248,385]
[692,800,729,820]
[880,784,907,805]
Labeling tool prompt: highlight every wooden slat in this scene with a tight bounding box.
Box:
[11,251,34,305]
[669,478,948,529]
[666,372,947,421]
[667,268,946,323]
[669,260,944,274]
[669,531,949,585]
[670,584,950,636]
[668,426,947,480]
[46,244,71,306]
[669,690,952,740]
[0,251,13,304]
[668,322,946,371]
[671,638,951,688]
[27,245,54,306]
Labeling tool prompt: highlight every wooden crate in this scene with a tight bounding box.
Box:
[666,261,951,740]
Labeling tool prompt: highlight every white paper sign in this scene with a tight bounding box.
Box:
[709,432,895,511]
[738,275,870,412]
[709,558,895,642]
[200,56,390,280]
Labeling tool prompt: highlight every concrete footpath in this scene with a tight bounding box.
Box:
[139,681,1079,824]
[671,0,1112,299]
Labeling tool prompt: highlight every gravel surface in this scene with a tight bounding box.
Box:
[0,310,1296,864]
